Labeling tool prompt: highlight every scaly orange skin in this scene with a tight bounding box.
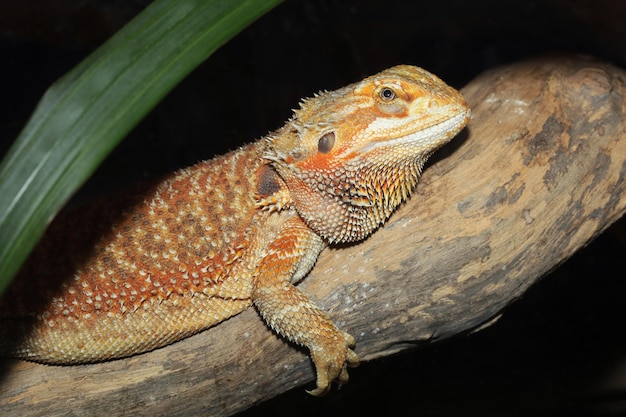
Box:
[0,65,470,395]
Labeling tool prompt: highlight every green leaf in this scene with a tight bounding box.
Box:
[0,0,283,294]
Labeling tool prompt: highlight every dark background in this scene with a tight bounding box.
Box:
[1,1,626,416]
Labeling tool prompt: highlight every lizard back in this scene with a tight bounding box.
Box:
[0,140,274,362]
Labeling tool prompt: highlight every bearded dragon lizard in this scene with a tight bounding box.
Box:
[0,65,470,395]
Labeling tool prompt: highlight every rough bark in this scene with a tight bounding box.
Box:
[1,55,625,417]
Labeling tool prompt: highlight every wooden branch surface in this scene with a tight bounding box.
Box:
[1,55,626,416]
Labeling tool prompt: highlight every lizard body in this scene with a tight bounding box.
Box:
[0,65,470,395]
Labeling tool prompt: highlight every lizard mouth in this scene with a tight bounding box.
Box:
[357,107,470,154]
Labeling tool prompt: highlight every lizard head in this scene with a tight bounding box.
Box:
[264,65,471,244]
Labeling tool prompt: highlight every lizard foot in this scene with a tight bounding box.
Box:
[306,331,360,396]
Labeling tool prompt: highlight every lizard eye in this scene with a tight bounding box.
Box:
[379,87,396,101]
[317,132,335,154]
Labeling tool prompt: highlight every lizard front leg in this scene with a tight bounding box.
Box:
[252,216,359,396]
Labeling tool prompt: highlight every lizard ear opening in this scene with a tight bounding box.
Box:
[317,132,335,154]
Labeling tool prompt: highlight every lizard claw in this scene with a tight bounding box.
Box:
[306,331,360,396]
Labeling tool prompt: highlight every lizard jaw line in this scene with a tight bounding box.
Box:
[356,109,470,154]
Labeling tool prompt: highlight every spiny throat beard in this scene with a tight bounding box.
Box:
[291,150,425,244]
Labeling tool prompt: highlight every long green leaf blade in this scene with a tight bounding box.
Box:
[0,0,283,294]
